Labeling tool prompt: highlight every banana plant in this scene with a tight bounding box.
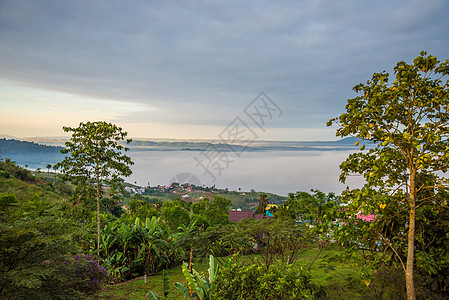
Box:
[102,251,127,283]
[100,223,117,257]
[142,230,170,273]
[177,256,216,300]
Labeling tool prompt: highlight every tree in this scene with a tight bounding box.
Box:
[46,163,52,175]
[161,198,191,231]
[127,197,160,220]
[191,196,232,227]
[52,164,58,180]
[254,193,269,214]
[277,190,336,221]
[327,51,449,300]
[56,121,134,250]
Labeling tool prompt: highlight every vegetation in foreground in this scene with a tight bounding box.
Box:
[1,51,449,299]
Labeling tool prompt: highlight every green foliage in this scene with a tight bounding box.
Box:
[95,243,367,299]
[127,197,161,220]
[56,121,133,201]
[146,269,178,300]
[0,172,60,203]
[97,216,180,283]
[276,189,339,242]
[254,193,269,214]
[178,217,312,269]
[0,170,10,178]
[0,193,103,299]
[161,196,231,232]
[327,51,449,298]
[147,255,219,300]
[182,223,250,258]
[336,185,449,297]
[358,265,437,300]
[161,198,192,231]
[101,196,125,218]
[57,253,108,296]
[0,192,17,209]
[210,260,323,299]
[56,121,134,249]
[191,196,232,227]
[0,159,35,182]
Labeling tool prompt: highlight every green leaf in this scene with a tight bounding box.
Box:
[208,255,217,283]
[174,282,190,298]
[146,291,160,300]
[163,269,170,297]
[181,263,198,296]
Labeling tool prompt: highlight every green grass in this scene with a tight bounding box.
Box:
[302,244,365,299]
[93,244,364,299]
[0,176,62,202]
[92,260,211,300]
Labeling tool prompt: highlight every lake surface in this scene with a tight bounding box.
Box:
[126,150,364,196]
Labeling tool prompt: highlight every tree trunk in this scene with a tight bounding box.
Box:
[406,172,416,300]
[97,192,100,250]
[96,166,101,251]
[406,203,416,300]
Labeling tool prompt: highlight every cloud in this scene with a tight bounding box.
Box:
[0,0,448,138]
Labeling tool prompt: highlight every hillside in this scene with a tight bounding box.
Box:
[0,161,68,203]
[0,138,64,169]
[20,136,373,152]
[0,138,62,153]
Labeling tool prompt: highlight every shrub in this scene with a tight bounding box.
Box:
[64,253,108,294]
[0,193,102,299]
[360,265,435,300]
[13,253,109,299]
[0,160,35,182]
[210,261,323,299]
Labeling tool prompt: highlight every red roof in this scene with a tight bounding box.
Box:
[229,211,270,222]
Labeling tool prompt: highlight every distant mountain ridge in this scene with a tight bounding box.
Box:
[0,136,371,153]
[128,136,371,152]
[0,137,372,169]
[0,139,64,169]
[0,138,62,154]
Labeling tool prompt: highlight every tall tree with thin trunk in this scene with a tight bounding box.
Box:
[56,121,133,250]
[327,51,449,300]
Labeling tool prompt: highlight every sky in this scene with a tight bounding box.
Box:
[0,0,448,141]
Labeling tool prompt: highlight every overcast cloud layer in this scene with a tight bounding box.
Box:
[0,0,448,140]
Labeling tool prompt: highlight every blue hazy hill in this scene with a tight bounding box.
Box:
[0,137,371,169]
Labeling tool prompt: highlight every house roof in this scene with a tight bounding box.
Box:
[228,211,269,222]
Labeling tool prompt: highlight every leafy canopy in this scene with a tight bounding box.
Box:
[57,121,134,199]
[56,121,134,250]
[327,51,449,189]
[327,51,449,300]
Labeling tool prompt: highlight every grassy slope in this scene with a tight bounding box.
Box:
[0,175,62,202]
[92,260,210,300]
[93,244,364,299]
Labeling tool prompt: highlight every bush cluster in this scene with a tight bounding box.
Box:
[359,265,440,300]
[210,261,324,300]
[0,160,35,182]
[62,253,108,294]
